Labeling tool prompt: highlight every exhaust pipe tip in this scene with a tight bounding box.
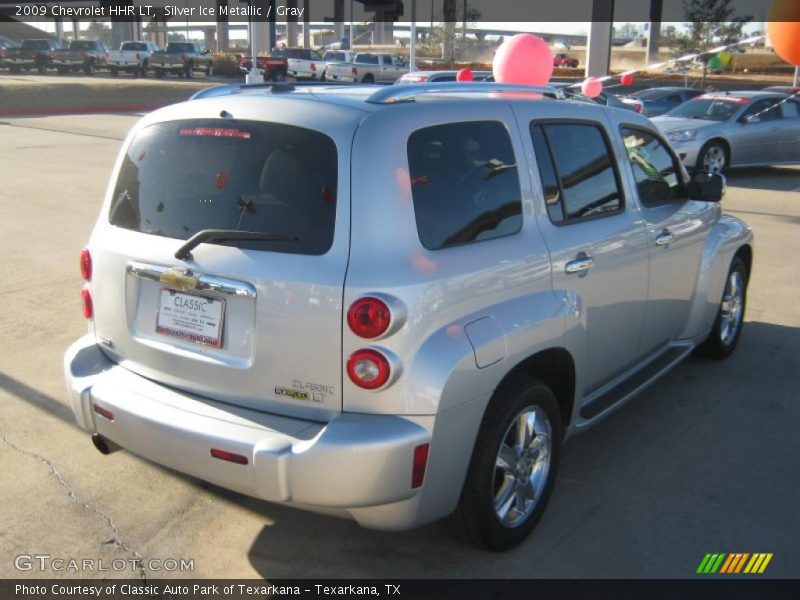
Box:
[91,434,121,455]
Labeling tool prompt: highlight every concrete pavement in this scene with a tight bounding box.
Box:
[0,114,798,580]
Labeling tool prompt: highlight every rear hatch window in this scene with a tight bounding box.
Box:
[109,119,338,255]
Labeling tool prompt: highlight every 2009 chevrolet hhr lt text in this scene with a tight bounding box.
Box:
[64,82,752,551]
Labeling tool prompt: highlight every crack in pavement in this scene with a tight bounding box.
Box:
[0,434,148,581]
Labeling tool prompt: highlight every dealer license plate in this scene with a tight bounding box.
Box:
[156,289,225,347]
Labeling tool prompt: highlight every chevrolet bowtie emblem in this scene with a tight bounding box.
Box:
[159,268,199,291]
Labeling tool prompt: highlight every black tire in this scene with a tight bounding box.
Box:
[275,70,286,82]
[448,375,562,551]
[36,61,46,75]
[155,68,164,78]
[696,141,728,174]
[184,61,193,78]
[139,61,148,78]
[362,73,375,84]
[695,256,748,359]
[84,61,95,76]
[110,67,119,77]
[206,62,213,77]
[57,66,66,75]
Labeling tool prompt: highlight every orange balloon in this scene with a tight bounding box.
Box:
[767,0,800,66]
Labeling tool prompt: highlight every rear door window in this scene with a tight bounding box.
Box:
[407,121,522,250]
[530,122,624,224]
[109,120,338,255]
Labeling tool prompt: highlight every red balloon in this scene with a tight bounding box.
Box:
[581,76,603,98]
[492,33,554,86]
[456,68,474,82]
[621,73,634,86]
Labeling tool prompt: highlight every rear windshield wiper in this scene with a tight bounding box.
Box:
[175,229,298,260]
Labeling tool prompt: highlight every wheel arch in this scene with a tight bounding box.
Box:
[699,137,731,167]
[494,348,576,434]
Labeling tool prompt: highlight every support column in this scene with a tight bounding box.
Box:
[72,19,80,40]
[334,0,345,42]
[585,0,614,78]
[248,17,267,83]
[646,0,663,67]
[54,18,64,42]
[303,0,311,48]
[216,0,229,51]
[287,0,299,47]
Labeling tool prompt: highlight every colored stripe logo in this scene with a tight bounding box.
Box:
[697,553,773,574]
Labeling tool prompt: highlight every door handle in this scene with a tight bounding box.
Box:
[655,231,674,247]
[565,256,595,274]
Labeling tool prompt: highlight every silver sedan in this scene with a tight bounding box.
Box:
[652,91,800,173]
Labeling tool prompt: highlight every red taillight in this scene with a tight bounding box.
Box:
[347,349,391,390]
[180,53,187,61]
[80,52,88,58]
[412,443,430,489]
[81,286,93,319]
[135,52,140,60]
[49,51,55,59]
[347,297,391,339]
[210,449,248,465]
[351,66,357,76]
[634,103,642,113]
[93,404,114,421]
[80,248,92,281]
[310,62,316,71]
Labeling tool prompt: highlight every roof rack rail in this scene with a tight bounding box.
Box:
[366,82,564,104]
[189,82,295,100]
[189,80,360,101]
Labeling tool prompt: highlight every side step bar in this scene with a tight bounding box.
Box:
[579,345,693,422]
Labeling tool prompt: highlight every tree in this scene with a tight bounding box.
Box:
[673,0,752,87]
[85,21,113,46]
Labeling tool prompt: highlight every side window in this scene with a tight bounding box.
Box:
[529,122,623,224]
[407,121,522,250]
[665,94,682,104]
[780,100,800,119]
[310,51,322,60]
[743,99,781,123]
[620,126,686,206]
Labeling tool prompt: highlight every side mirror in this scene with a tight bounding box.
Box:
[688,170,725,202]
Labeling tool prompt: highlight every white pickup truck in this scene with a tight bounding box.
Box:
[106,41,161,77]
[325,52,409,83]
[320,50,354,80]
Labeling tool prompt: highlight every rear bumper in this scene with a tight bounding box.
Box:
[64,335,434,528]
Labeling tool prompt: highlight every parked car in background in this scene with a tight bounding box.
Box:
[51,40,109,76]
[552,83,638,112]
[271,47,324,80]
[66,81,751,552]
[3,38,61,74]
[326,52,409,83]
[0,41,19,70]
[553,53,579,68]
[621,86,703,116]
[239,53,288,81]
[150,42,213,78]
[652,91,800,172]
[395,69,493,84]
[107,41,161,77]
[320,50,354,80]
[763,86,800,95]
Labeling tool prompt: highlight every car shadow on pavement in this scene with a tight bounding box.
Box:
[724,166,800,193]
[1,321,797,578]
[243,319,800,579]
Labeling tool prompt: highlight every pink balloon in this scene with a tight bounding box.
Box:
[492,33,554,86]
[581,76,603,98]
[620,72,634,86]
[456,68,474,82]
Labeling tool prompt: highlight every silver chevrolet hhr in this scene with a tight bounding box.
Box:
[64,82,753,551]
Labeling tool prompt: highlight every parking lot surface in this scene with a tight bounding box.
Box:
[0,113,798,579]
